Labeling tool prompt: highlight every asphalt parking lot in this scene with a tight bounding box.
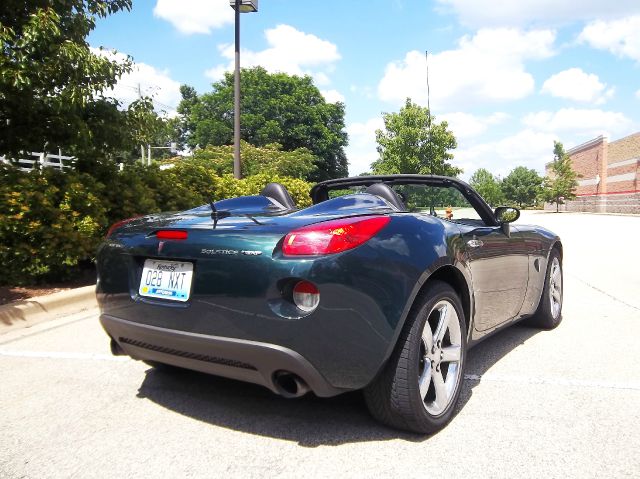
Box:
[1,211,639,478]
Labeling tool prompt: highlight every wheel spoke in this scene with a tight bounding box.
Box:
[552,289,561,303]
[441,345,461,363]
[421,324,433,351]
[432,369,448,412]
[552,266,561,283]
[419,363,432,400]
[433,304,450,343]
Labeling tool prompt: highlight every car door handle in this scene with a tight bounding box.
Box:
[467,239,484,248]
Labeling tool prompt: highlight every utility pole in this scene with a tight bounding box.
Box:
[425,51,433,174]
[233,0,242,179]
[138,83,146,165]
[228,0,258,178]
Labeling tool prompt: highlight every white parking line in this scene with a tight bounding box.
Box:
[0,349,129,361]
[464,373,640,391]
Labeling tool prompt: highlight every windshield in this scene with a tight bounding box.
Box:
[324,183,484,225]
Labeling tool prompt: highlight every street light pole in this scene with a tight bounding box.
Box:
[233,0,241,179]
[230,0,258,180]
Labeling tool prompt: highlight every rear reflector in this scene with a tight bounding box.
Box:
[156,230,188,240]
[292,281,320,312]
[282,216,390,256]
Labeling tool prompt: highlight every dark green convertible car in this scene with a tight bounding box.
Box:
[97,175,563,433]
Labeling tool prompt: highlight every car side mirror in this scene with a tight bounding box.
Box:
[494,206,520,224]
[494,206,520,237]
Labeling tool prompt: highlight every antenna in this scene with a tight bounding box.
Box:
[425,51,433,173]
[425,51,431,127]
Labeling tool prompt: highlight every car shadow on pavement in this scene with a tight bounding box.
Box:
[136,324,541,447]
[456,324,541,412]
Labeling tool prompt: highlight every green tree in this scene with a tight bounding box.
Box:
[173,85,199,150]
[372,98,460,176]
[542,141,579,212]
[501,166,543,208]
[0,1,134,159]
[181,141,316,180]
[469,168,505,206]
[178,68,348,181]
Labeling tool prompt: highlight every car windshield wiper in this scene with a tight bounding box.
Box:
[209,197,263,228]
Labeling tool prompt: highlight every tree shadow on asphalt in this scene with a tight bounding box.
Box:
[136,324,541,447]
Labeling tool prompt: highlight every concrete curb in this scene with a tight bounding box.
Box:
[0,285,97,335]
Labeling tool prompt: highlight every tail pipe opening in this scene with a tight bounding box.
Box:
[273,371,310,398]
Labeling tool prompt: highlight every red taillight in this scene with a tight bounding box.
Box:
[282,216,391,256]
[105,217,139,238]
[292,281,320,312]
[156,230,188,240]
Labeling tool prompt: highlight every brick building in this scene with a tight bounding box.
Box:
[546,132,640,214]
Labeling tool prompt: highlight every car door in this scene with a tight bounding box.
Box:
[460,224,529,331]
[393,180,529,332]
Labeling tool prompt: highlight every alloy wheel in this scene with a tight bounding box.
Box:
[549,257,562,319]
[418,300,463,416]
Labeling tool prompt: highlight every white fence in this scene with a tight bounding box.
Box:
[0,151,75,172]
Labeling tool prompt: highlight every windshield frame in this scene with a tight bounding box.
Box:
[311,174,498,226]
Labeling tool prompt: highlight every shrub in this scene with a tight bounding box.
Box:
[0,161,313,285]
[0,164,107,285]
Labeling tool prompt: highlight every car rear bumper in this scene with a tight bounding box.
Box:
[100,314,346,397]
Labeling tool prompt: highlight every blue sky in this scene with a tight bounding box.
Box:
[89,0,640,179]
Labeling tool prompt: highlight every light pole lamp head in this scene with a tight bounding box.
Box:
[230,0,258,13]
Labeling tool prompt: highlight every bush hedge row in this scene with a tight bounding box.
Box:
[0,161,312,285]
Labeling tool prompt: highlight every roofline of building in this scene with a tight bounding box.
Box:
[566,135,608,156]
[607,131,640,147]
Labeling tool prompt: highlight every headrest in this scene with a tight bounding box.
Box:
[260,182,296,209]
[364,183,406,210]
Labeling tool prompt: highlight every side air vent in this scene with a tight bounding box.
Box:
[119,337,257,371]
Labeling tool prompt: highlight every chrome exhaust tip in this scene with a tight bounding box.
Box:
[273,371,310,398]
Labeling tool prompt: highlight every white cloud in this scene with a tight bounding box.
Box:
[541,68,614,104]
[92,48,181,116]
[153,0,233,35]
[457,108,637,179]
[440,112,509,140]
[204,64,228,82]
[320,89,345,103]
[314,72,331,86]
[578,16,640,62]
[522,108,634,137]
[345,117,385,175]
[378,28,555,110]
[345,112,510,176]
[456,129,559,179]
[435,0,640,28]
[206,24,340,84]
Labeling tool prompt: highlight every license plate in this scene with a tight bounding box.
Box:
[139,259,193,302]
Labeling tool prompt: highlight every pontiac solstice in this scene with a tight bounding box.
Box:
[97,175,563,433]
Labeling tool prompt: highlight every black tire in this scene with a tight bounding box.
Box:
[364,281,467,434]
[524,249,563,330]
